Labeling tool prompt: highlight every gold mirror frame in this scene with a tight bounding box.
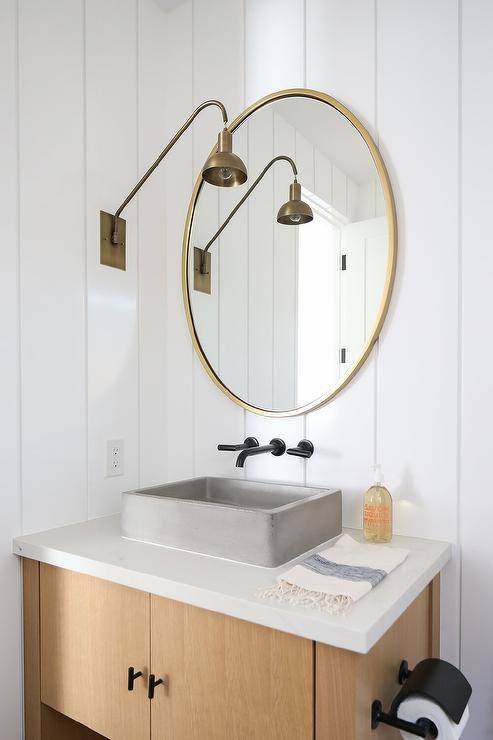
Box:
[182,88,397,417]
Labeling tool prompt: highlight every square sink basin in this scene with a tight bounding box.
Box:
[122,477,341,567]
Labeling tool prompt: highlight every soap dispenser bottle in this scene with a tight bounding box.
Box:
[363,465,393,543]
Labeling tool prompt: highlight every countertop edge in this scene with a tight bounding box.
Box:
[364,542,452,650]
[12,529,453,655]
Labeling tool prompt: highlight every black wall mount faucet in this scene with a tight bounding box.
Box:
[235,438,286,468]
[286,439,314,459]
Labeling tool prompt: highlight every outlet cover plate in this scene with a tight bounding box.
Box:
[106,438,124,477]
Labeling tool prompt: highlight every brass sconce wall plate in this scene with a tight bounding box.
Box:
[194,247,211,294]
[100,211,126,270]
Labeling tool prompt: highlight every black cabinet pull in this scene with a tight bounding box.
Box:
[127,666,143,691]
[148,674,164,699]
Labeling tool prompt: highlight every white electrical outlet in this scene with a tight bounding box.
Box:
[106,439,124,477]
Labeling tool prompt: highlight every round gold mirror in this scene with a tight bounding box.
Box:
[183,89,397,417]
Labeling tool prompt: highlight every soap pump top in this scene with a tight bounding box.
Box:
[373,464,384,485]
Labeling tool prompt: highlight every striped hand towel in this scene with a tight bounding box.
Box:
[259,534,409,615]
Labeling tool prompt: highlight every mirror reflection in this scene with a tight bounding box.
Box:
[186,94,392,413]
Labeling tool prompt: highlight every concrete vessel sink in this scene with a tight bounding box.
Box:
[121,477,341,567]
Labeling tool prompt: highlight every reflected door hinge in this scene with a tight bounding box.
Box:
[341,348,346,364]
[341,254,347,271]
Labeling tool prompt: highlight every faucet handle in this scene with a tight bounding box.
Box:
[286,439,314,459]
[270,438,286,456]
[218,437,259,452]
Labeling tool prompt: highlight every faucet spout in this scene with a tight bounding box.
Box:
[235,438,286,468]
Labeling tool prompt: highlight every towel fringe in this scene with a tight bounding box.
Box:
[258,580,353,615]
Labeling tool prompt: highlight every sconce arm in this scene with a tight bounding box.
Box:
[202,155,298,257]
[111,100,228,243]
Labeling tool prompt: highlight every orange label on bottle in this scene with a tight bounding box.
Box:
[364,503,390,525]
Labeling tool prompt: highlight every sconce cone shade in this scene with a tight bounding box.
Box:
[277,180,313,225]
[202,129,248,187]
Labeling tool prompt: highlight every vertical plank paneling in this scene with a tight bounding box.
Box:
[244,0,304,482]
[247,107,275,411]
[460,1,493,736]
[218,125,249,399]
[164,0,195,481]
[305,0,376,526]
[190,182,220,369]
[245,0,304,105]
[377,0,459,539]
[377,0,459,663]
[1,7,484,730]
[19,0,86,532]
[191,0,245,477]
[138,0,168,486]
[273,114,297,410]
[0,2,22,735]
[86,0,139,516]
[306,0,376,134]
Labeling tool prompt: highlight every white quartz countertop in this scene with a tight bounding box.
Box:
[13,515,452,654]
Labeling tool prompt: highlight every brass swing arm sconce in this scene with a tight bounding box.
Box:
[100,99,247,270]
[194,155,313,294]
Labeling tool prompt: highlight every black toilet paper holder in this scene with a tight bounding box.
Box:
[371,657,472,738]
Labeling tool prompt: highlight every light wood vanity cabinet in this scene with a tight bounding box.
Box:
[40,565,150,740]
[23,560,438,740]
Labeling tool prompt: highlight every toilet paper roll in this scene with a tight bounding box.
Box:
[397,697,469,740]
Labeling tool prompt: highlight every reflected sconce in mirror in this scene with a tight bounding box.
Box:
[194,155,313,294]
[100,100,248,270]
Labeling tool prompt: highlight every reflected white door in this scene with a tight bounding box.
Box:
[340,216,388,371]
[297,216,340,406]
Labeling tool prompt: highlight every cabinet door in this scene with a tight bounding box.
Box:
[40,565,150,740]
[150,596,313,740]
[315,584,434,739]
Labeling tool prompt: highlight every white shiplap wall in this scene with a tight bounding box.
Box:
[0,0,168,736]
[164,0,461,614]
[1,3,22,736]
[162,3,487,739]
[377,0,461,664]
[461,2,493,737]
[1,1,491,738]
